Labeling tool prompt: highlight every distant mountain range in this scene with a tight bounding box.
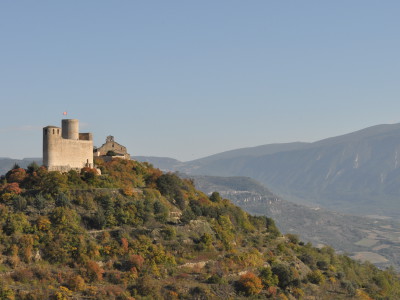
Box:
[134,123,400,218]
[0,158,41,176]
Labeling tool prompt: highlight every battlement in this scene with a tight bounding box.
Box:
[79,133,93,141]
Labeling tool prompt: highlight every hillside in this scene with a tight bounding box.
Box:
[140,123,400,218]
[190,175,400,271]
[0,160,399,299]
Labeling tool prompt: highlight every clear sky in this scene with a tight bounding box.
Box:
[1,1,400,161]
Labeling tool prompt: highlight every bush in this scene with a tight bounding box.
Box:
[299,253,315,268]
[189,286,209,299]
[34,193,46,211]
[316,260,329,270]
[307,270,325,285]
[161,227,176,241]
[207,274,223,284]
[341,280,357,296]
[55,193,70,207]
[67,274,86,291]
[0,285,14,300]
[286,233,299,244]
[134,275,160,297]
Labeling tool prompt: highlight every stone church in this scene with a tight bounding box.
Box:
[94,136,131,160]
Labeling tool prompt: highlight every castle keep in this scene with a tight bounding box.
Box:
[43,119,94,171]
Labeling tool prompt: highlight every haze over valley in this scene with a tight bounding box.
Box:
[136,123,400,219]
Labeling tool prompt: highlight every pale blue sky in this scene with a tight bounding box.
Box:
[1,1,400,161]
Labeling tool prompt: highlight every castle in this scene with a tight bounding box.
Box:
[43,119,94,172]
[43,119,130,172]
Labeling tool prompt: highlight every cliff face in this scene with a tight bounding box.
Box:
[0,159,399,299]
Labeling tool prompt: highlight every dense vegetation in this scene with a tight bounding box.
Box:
[0,159,399,299]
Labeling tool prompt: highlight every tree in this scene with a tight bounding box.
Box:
[13,196,27,211]
[67,170,84,186]
[209,192,222,203]
[85,260,104,282]
[266,217,281,238]
[27,161,40,174]
[3,213,30,235]
[34,193,46,211]
[199,233,213,249]
[40,172,68,195]
[236,272,263,295]
[6,168,27,184]
[307,270,325,285]
[67,275,86,292]
[2,182,22,197]
[0,285,15,300]
[156,173,185,209]
[129,254,145,271]
[272,263,294,289]
[259,266,278,288]
[36,216,51,231]
[81,168,98,185]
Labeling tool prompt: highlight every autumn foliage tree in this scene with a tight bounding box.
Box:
[85,260,104,282]
[6,168,27,183]
[236,272,263,296]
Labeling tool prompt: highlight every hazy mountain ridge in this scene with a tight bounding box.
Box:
[0,158,41,176]
[186,142,310,165]
[132,156,184,172]
[144,123,400,218]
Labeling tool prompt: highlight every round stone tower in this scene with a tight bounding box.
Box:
[62,119,79,140]
[43,126,62,168]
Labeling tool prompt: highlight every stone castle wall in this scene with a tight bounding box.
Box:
[43,119,93,171]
